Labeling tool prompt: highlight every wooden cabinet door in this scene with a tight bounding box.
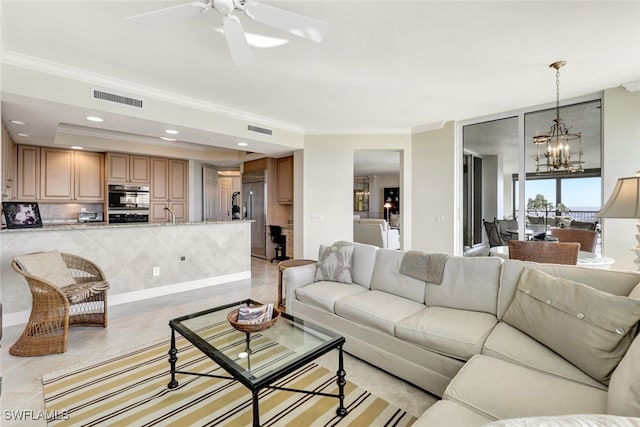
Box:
[150,157,168,202]
[107,152,129,183]
[169,159,187,202]
[2,125,16,199]
[277,156,293,204]
[129,155,150,183]
[75,151,104,200]
[41,148,73,200]
[17,145,40,200]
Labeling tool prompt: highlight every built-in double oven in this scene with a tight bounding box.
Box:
[107,184,150,223]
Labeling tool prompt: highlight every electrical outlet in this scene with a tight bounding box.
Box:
[152,266,160,277]
[180,256,186,261]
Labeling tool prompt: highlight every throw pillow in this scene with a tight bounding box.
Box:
[14,250,76,287]
[314,243,355,284]
[503,267,640,385]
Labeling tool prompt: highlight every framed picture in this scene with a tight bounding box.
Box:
[2,202,43,229]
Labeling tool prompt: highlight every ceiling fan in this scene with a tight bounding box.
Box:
[126,0,329,65]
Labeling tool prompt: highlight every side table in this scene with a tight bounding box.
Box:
[277,259,315,312]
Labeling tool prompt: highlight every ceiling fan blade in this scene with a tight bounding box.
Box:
[222,15,254,65]
[244,2,328,43]
[125,1,209,21]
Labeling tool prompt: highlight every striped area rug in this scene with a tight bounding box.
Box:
[43,324,417,426]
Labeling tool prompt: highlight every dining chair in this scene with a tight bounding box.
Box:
[549,228,598,252]
[508,240,580,265]
[483,218,505,248]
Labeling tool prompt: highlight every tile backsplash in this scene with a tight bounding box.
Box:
[39,203,104,224]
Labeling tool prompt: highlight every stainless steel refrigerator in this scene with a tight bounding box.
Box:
[242,170,267,259]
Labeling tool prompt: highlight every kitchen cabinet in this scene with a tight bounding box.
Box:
[277,156,293,204]
[2,123,16,199]
[282,226,294,258]
[16,146,105,202]
[17,145,39,200]
[107,153,150,183]
[150,157,188,222]
[75,151,105,200]
[40,148,74,200]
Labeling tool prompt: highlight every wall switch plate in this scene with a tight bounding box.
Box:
[152,266,160,276]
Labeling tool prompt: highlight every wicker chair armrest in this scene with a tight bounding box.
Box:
[61,253,107,283]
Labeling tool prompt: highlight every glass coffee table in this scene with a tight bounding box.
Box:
[167,299,347,426]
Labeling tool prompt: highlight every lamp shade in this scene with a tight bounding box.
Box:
[597,175,640,218]
[384,203,392,208]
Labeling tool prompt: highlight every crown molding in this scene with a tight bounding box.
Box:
[2,51,306,135]
[411,121,445,134]
[622,81,640,93]
[304,127,411,136]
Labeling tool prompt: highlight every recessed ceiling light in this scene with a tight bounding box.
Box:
[161,137,177,141]
[165,129,179,135]
[86,116,104,122]
[71,146,83,150]
[10,120,27,125]
[17,133,30,137]
[238,142,248,147]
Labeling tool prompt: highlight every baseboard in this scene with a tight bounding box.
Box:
[2,271,252,328]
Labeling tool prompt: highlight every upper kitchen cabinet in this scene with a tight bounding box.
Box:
[107,153,150,183]
[2,123,16,200]
[16,146,105,202]
[40,147,74,200]
[277,156,293,204]
[150,157,188,222]
[75,151,105,200]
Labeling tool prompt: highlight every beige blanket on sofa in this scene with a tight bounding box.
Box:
[400,251,448,284]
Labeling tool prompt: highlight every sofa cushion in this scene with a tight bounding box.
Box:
[314,242,355,284]
[334,290,425,336]
[295,281,367,313]
[503,267,640,385]
[14,250,76,287]
[370,249,426,303]
[413,400,493,427]
[395,306,497,360]
[444,355,608,420]
[319,241,378,289]
[608,335,640,417]
[484,414,640,427]
[427,256,502,315]
[482,321,605,390]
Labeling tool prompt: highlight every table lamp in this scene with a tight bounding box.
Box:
[597,172,640,270]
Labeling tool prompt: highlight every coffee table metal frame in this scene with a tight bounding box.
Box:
[167,299,347,426]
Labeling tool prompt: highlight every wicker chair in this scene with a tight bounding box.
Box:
[549,228,598,253]
[10,251,109,356]
[508,240,580,265]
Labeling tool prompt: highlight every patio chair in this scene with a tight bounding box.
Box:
[568,220,597,231]
[496,219,518,241]
[10,251,109,356]
[508,240,580,265]
[550,228,598,252]
[483,218,505,247]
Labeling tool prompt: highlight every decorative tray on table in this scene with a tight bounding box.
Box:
[227,303,280,333]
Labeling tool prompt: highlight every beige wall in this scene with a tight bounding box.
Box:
[602,87,640,271]
[411,122,457,254]
[300,134,412,259]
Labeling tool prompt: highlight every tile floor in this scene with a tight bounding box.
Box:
[1,257,437,426]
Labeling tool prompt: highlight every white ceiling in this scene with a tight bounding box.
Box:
[1,1,639,166]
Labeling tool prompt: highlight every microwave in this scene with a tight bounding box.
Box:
[108,184,150,210]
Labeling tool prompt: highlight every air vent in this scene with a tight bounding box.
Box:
[92,90,144,108]
[247,124,273,136]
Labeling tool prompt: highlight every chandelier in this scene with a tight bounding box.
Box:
[533,61,583,174]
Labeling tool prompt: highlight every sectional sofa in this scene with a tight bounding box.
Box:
[353,218,400,249]
[283,241,640,425]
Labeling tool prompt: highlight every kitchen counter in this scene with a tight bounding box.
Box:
[1,220,253,232]
[2,220,252,325]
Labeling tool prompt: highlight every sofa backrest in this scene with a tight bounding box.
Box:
[370,249,426,303]
[426,256,503,315]
[498,260,640,318]
[353,222,385,248]
[319,241,378,289]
